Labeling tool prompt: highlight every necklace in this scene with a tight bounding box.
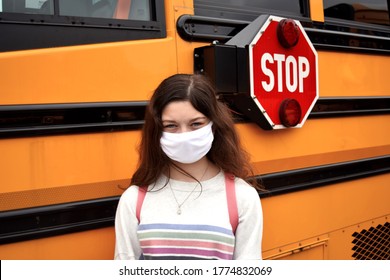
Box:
[169,163,209,215]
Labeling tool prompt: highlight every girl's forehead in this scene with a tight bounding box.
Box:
[162,101,205,121]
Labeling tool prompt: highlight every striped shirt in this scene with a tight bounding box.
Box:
[114,171,263,260]
[138,223,235,260]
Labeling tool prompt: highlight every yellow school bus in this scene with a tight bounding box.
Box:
[0,0,389,260]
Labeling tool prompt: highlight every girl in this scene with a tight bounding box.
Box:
[114,74,263,260]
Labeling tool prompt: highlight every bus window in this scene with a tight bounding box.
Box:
[0,0,151,20]
[1,0,53,14]
[0,0,164,52]
[194,0,307,21]
[324,0,390,26]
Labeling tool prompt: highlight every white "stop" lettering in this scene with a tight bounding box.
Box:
[261,53,309,93]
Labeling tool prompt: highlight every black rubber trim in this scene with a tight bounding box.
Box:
[0,97,389,138]
[177,15,250,42]
[310,97,390,118]
[226,96,390,123]
[0,196,118,245]
[259,155,390,197]
[0,101,147,138]
[0,155,389,244]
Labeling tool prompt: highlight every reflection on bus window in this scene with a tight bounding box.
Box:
[0,0,54,14]
[324,0,390,26]
[58,0,150,21]
[0,0,151,21]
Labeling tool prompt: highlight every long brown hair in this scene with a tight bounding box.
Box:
[131,74,260,189]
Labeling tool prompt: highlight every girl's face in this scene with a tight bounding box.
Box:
[161,101,210,133]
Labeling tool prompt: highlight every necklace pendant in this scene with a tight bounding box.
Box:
[177,207,182,215]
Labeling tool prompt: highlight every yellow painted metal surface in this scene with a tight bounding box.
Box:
[0,228,115,260]
[263,235,329,260]
[318,52,390,97]
[0,39,176,105]
[309,0,325,22]
[238,115,390,174]
[0,132,138,195]
[261,174,390,258]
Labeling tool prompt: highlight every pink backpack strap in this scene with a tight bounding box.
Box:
[225,173,239,235]
[136,187,147,224]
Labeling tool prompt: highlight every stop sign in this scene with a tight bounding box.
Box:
[249,15,319,129]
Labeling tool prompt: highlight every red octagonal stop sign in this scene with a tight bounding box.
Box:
[249,15,319,129]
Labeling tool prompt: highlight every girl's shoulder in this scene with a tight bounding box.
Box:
[233,176,260,201]
[119,176,167,202]
[118,184,141,205]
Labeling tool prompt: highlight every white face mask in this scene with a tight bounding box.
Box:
[160,122,214,164]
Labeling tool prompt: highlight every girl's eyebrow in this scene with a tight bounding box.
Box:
[162,116,207,123]
[162,120,175,123]
[189,116,207,122]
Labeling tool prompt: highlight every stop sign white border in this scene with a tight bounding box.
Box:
[248,15,319,129]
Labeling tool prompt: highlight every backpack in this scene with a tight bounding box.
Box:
[135,173,239,234]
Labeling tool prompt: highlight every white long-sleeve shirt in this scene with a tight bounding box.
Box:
[114,170,263,260]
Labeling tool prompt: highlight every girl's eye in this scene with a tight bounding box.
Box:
[191,122,205,128]
[191,122,202,127]
[163,124,177,131]
[164,124,176,128]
